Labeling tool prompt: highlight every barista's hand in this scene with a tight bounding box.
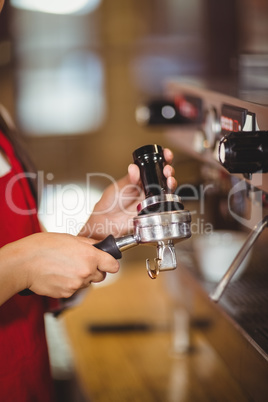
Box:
[81,148,177,239]
[0,232,119,305]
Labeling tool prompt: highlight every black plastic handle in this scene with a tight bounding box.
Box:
[93,234,122,259]
[132,144,167,198]
[19,235,122,296]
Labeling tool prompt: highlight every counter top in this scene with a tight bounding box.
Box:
[64,260,250,401]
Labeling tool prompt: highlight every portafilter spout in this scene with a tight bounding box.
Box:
[94,144,192,279]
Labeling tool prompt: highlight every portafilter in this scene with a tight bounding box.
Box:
[94,144,192,279]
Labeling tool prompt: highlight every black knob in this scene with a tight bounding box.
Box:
[136,100,189,126]
[219,131,268,174]
[133,144,167,198]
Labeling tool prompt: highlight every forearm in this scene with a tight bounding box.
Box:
[79,174,140,239]
[0,241,27,306]
[78,203,104,239]
[78,209,113,240]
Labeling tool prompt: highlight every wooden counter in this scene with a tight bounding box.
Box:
[63,260,249,402]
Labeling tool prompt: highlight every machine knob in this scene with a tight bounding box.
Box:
[219,131,268,174]
[135,99,190,126]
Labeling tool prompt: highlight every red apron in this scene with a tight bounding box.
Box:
[0,132,55,401]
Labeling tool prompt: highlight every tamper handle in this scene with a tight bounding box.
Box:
[133,144,168,198]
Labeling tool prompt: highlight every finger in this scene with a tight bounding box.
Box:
[163,165,177,191]
[167,176,177,192]
[128,148,174,184]
[129,160,177,191]
[129,162,174,181]
[163,164,175,178]
[164,148,174,164]
[90,270,107,284]
[95,248,120,274]
[128,163,140,185]
[76,238,120,274]
[163,148,174,164]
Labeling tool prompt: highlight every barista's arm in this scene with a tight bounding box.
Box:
[0,232,119,306]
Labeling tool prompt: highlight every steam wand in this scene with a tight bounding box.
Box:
[210,215,268,302]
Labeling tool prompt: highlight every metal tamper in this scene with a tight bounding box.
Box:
[94,144,192,279]
[20,144,191,295]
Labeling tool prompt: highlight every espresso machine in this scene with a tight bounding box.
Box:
[140,82,268,401]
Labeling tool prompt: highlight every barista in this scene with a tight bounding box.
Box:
[0,1,176,400]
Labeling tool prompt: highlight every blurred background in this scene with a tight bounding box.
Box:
[1,0,267,231]
[0,0,201,179]
[1,1,268,401]
[0,0,210,233]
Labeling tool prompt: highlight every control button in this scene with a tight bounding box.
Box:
[219,131,268,174]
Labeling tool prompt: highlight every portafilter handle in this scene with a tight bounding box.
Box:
[20,234,138,296]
